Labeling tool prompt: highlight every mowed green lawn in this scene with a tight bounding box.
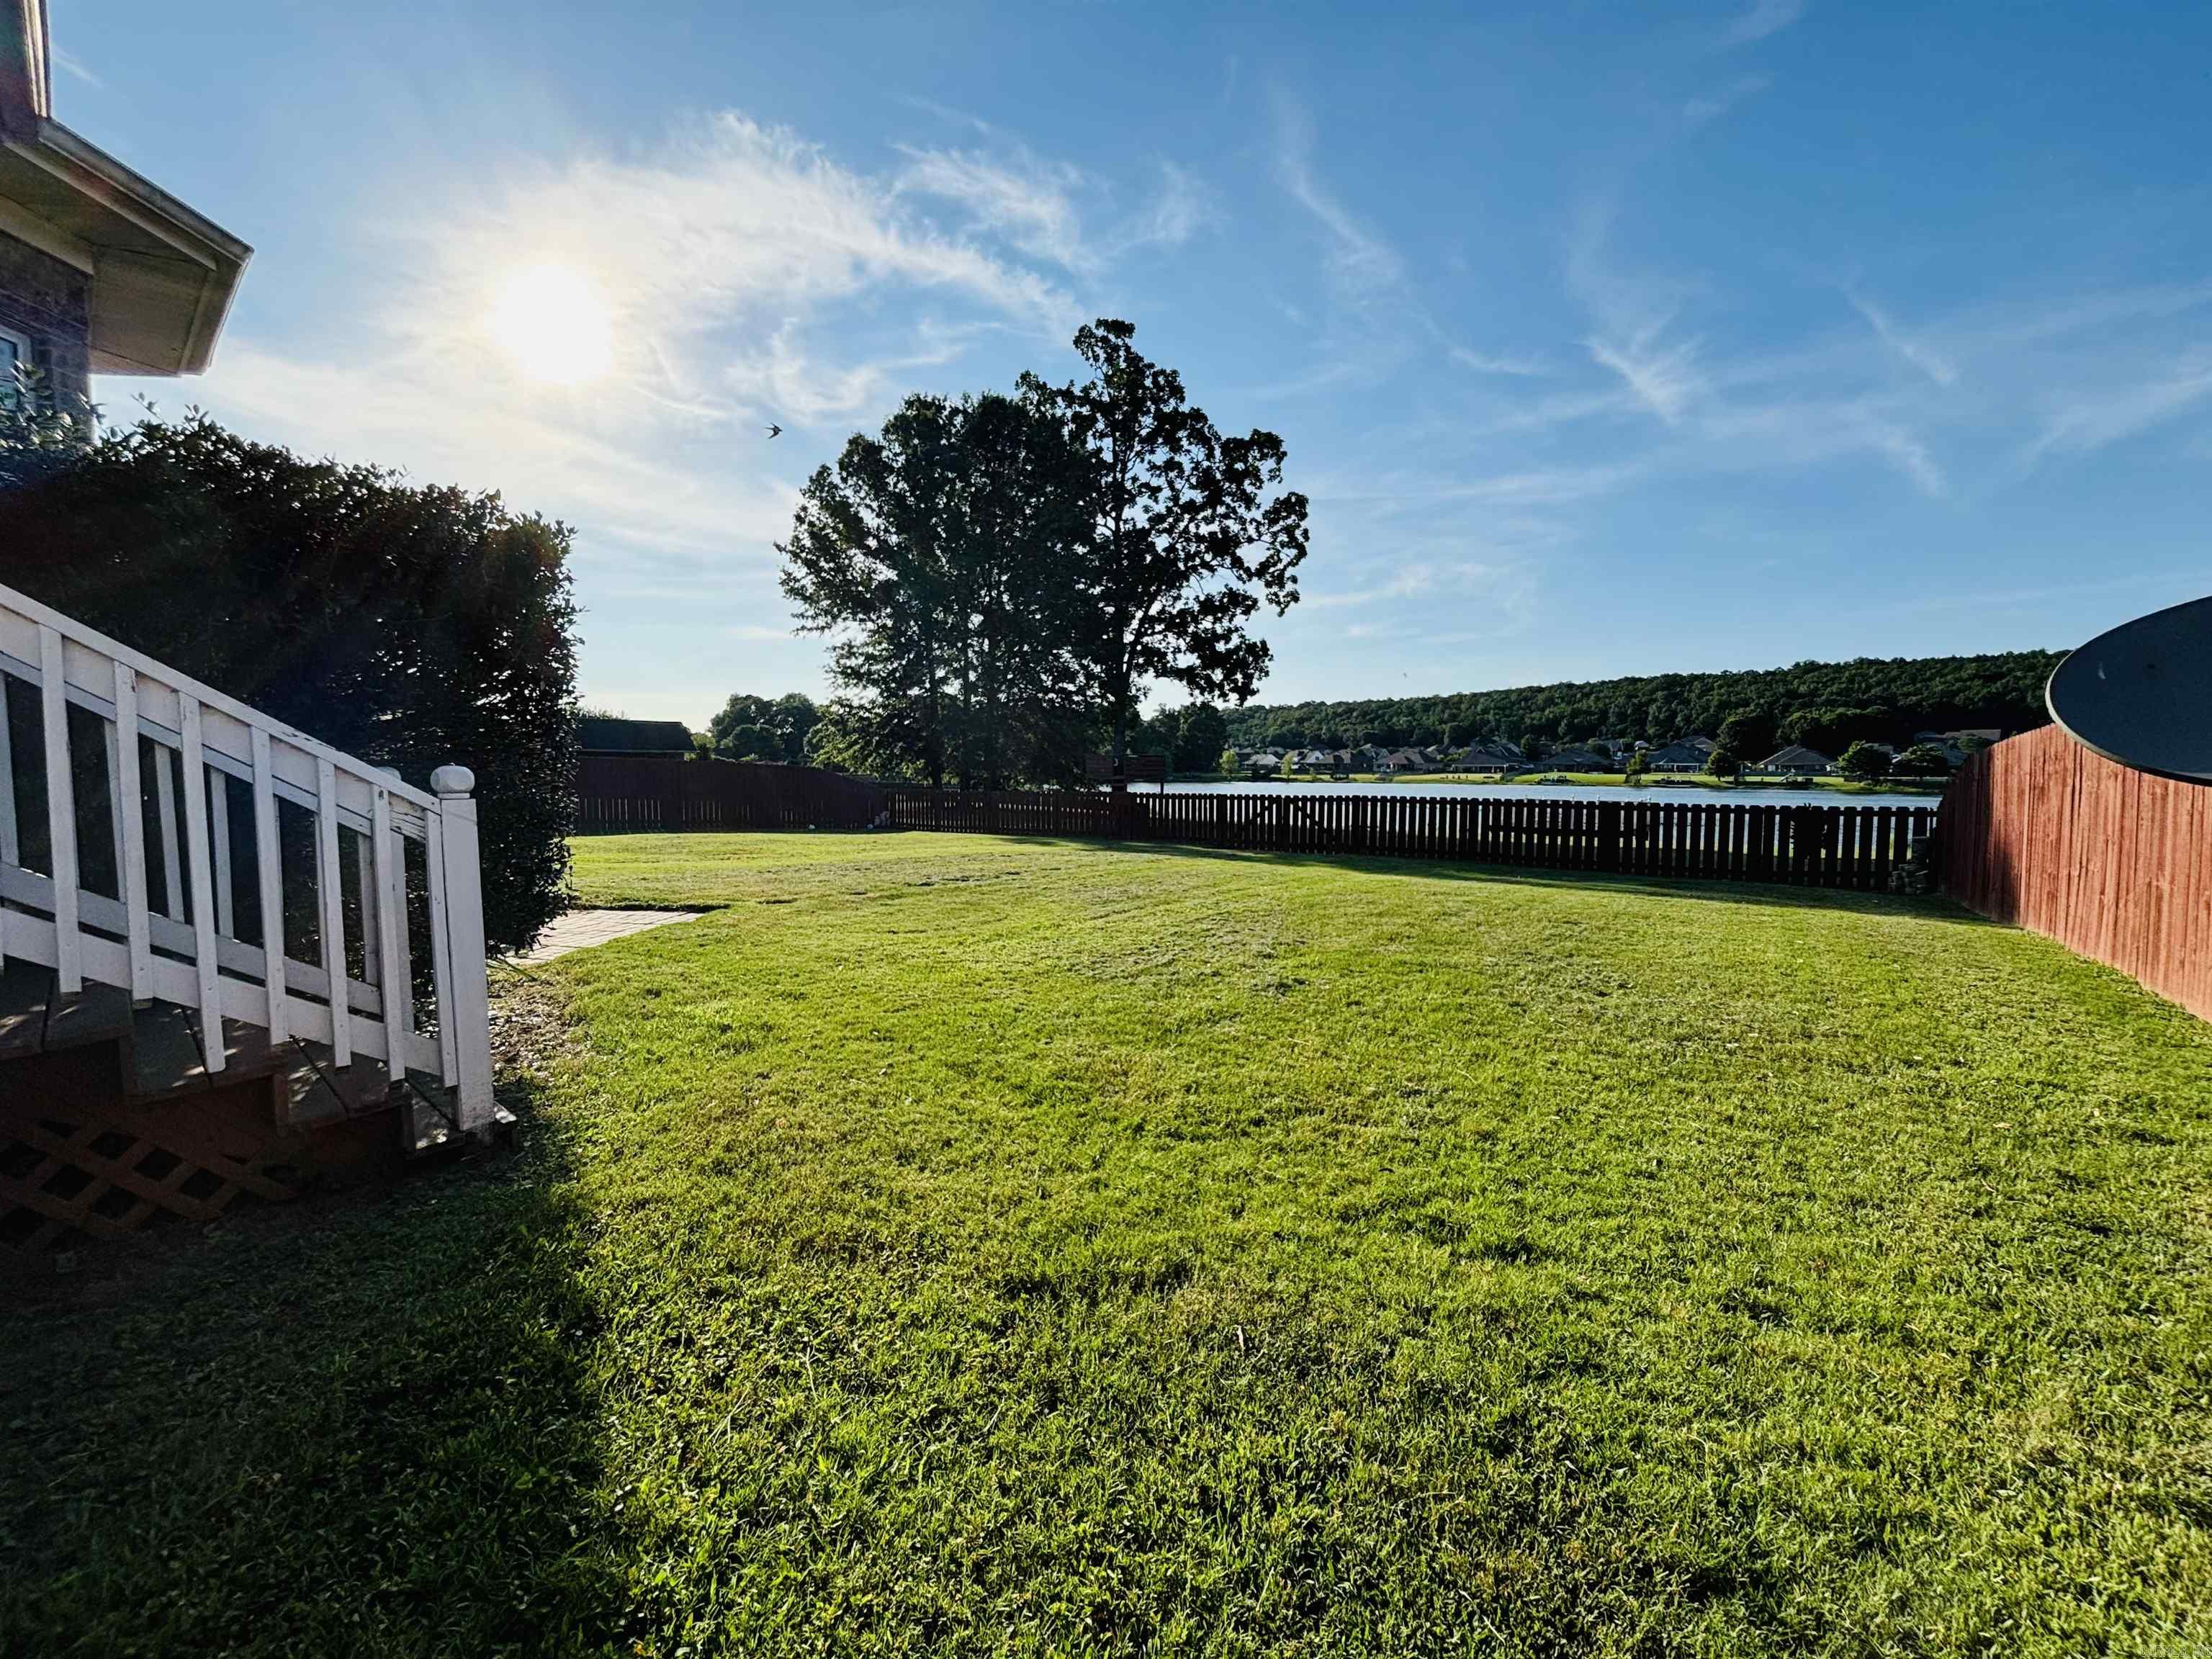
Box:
[6,832,2210,1657]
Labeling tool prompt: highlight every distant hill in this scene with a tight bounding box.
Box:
[1221,651,2063,758]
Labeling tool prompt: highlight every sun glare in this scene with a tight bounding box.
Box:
[489,262,613,385]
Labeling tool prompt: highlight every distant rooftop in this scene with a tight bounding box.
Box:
[580,716,694,755]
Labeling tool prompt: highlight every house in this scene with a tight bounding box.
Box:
[1542,745,1611,772]
[1245,750,1282,774]
[1,1,250,431]
[1758,744,1833,775]
[1,9,497,1272]
[1643,738,1715,773]
[580,716,696,757]
[1455,740,1524,774]
[1914,728,1997,765]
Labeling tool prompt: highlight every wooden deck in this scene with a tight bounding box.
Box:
[0,961,428,1274]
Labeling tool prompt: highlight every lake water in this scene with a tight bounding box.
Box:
[1151,779,1943,811]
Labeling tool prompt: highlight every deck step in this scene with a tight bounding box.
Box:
[281,1041,396,1126]
[126,1008,295,1104]
[44,981,136,1053]
[0,961,53,1059]
[126,1001,212,1097]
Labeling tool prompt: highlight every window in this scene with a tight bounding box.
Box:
[0,324,29,411]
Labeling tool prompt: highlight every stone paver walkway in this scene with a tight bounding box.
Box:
[513,909,698,964]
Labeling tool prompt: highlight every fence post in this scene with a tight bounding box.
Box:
[431,765,498,1136]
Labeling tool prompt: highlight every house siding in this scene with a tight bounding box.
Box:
[0,229,92,430]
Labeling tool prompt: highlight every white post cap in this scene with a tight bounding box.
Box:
[431,764,476,797]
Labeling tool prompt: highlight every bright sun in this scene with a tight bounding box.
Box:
[489,262,613,385]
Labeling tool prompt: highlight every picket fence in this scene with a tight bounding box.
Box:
[886,786,1936,891]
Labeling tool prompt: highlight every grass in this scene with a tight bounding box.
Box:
[5,830,2210,1656]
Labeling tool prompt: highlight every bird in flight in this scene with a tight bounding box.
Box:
[765,423,783,439]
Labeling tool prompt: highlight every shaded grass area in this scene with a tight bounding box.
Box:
[6,830,2211,1655]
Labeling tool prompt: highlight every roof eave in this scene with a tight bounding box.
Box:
[1,115,251,375]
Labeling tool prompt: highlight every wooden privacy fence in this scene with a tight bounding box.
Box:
[888,787,1936,891]
[576,755,886,833]
[1939,724,2212,1020]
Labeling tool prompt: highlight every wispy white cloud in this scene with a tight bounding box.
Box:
[894,144,1089,269]
[895,145,1211,272]
[52,48,103,89]
[1586,332,1704,424]
[1713,0,1804,52]
[1683,74,1769,128]
[1856,413,1948,495]
[1568,199,1705,425]
[1848,292,1959,386]
[1272,95,1404,302]
[2027,348,2212,463]
[1124,163,1213,254]
[193,112,1115,568]
[1450,346,1549,377]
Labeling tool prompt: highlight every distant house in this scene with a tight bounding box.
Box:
[580,716,696,757]
[1245,750,1282,775]
[1543,745,1611,771]
[1379,748,1427,775]
[1758,744,1833,775]
[1915,728,1998,765]
[1644,739,1714,773]
[1455,740,1523,774]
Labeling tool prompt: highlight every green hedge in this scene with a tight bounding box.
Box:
[0,414,578,950]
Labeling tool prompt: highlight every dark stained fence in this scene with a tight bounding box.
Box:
[1939,724,2212,1021]
[886,787,1936,892]
[576,755,886,833]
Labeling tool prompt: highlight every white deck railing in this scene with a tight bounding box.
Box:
[0,580,494,1133]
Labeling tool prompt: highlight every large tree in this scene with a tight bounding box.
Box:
[780,395,967,787]
[1025,320,1308,784]
[938,390,1092,788]
[779,391,1088,789]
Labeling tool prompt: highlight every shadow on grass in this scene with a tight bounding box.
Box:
[0,1070,625,1656]
[966,832,1999,923]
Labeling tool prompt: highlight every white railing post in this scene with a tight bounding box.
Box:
[431,765,495,1135]
[37,624,81,992]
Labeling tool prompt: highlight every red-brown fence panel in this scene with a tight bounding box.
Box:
[1939,725,2212,1020]
[576,755,886,834]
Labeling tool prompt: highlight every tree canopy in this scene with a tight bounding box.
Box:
[1220,652,2059,757]
[707,693,819,765]
[1022,320,1308,775]
[780,389,1091,789]
[780,320,1307,788]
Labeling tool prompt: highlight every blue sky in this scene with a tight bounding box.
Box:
[56,1,2212,721]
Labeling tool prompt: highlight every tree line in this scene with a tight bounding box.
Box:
[1222,652,2062,760]
[768,319,1308,790]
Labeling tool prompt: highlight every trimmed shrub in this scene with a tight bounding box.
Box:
[0,413,577,950]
